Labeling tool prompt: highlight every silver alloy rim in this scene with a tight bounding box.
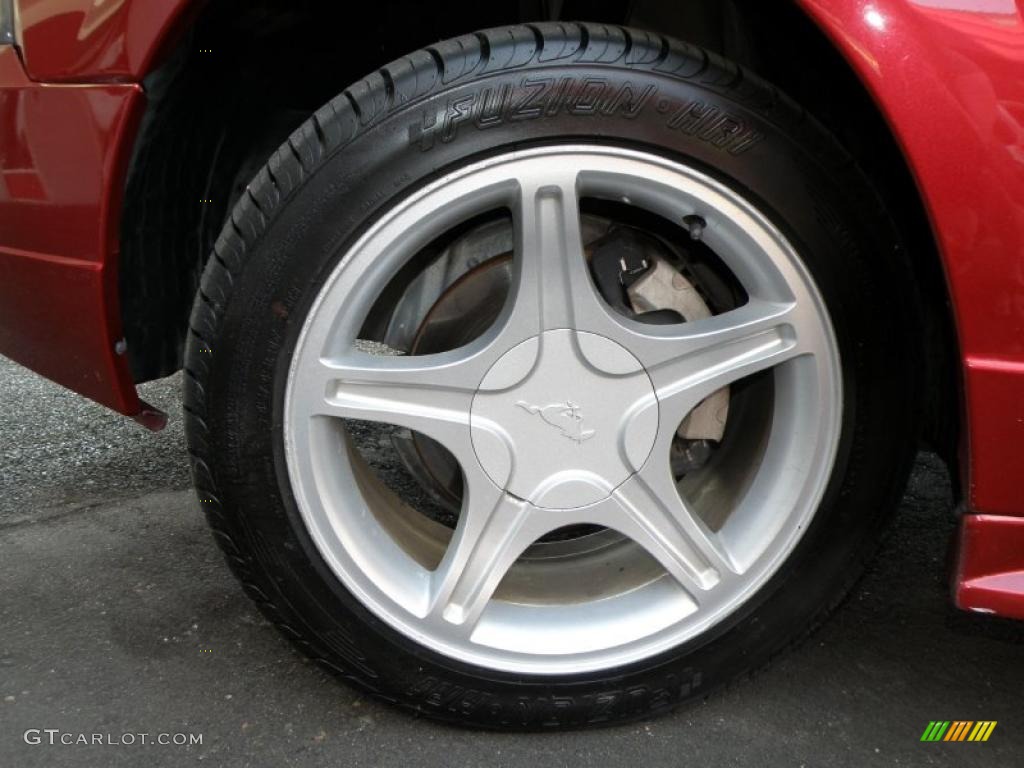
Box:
[284,146,842,675]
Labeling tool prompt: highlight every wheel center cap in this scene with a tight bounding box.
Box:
[470,329,658,510]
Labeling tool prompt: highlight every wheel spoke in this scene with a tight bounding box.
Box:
[308,349,487,465]
[507,172,612,335]
[428,485,538,630]
[630,300,803,426]
[603,469,734,598]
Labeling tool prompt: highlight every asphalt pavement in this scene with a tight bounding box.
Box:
[1,354,1022,767]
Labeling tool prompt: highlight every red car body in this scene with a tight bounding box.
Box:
[2,0,1023,617]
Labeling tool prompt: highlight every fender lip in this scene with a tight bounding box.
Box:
[131,401,169,432]
[0,46,147,421]
[795,0,1024,521]
[953,513,1024,621]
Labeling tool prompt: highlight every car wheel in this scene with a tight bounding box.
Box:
[184,23,919,729]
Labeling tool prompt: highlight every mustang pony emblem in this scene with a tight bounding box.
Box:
[515,400,595,444]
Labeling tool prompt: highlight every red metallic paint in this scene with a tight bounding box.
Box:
[795,0,1024,618]
[14,0,198,82]
[0,46,163,422]
[796,0,1024,515]
[0,0,1022,615]
[955,514,1024,620]
[0,1,196,423]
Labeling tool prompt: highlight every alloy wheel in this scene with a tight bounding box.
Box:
[284,145,842,674]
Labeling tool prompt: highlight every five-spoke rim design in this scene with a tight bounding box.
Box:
[284,146,842,675]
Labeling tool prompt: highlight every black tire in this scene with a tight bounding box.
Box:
[184,22,919,729]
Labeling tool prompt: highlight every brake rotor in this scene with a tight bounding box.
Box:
[392,256,512,513]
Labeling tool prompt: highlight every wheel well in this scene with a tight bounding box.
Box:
[118,0,958,464]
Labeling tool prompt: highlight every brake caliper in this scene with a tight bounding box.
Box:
[590,228,728,477]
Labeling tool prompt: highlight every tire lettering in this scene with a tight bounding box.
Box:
[667,99,763,155]
[409,81,760,156]
[409,77,656,150]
